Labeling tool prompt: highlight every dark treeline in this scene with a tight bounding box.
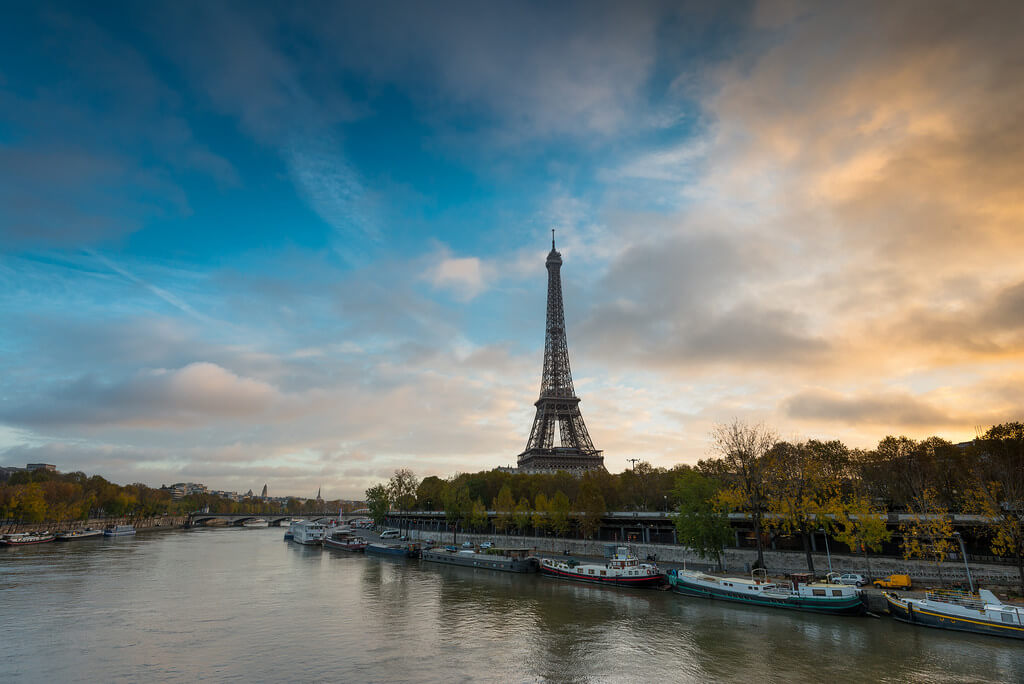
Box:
[0,469,348,524]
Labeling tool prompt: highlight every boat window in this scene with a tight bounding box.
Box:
[832,590,843,596]
[1001,613,1014,623]
[601,570,606,576]
[813,589,826,596]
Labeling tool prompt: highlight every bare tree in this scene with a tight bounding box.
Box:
[712,420,777,569]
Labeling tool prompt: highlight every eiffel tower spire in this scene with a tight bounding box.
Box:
[517,234,604,474]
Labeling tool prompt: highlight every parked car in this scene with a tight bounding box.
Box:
[479,541,493,550]
[873,574,912,590]
[461,541,473,549]
[836,573,866,587]
[445,545,458,552]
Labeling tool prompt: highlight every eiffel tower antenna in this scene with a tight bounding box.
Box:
[516,235,604,474]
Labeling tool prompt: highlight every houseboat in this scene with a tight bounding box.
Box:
[885,588,1024,640]
[56,528,103,541]
[0,532,56,546]
[323,531,368,552]
[422,546,539,573]
[668,568,866,616]
[539,546,664,587]
[290,520,326,545]
[103,525,136,537]
[365,542,421,558]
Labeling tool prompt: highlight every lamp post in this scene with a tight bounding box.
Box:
[952,531,975,593]
[819,528,833,574]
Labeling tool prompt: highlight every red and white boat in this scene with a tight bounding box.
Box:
[540,546,664,587]
[1,532,56,546]
[323,531,368,551]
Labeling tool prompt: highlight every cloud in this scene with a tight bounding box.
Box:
[1,363,277,429]
[428,255,489,300]
[783,389,957,427]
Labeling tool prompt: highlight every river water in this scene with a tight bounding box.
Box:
[2,528,1021,683]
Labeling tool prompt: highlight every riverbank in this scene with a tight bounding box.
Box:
[402,528,1023,595]
[1,515,187,535]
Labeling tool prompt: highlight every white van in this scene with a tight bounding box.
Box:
[379,529,401,539]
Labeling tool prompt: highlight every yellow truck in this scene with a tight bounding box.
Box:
[873,574,912,589]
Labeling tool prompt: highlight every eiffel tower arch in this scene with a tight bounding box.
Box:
[516,233,605,474]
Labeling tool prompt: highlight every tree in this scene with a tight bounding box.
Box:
[575,477,606,539]
[966,422,1024,594]
[532,493,549,535]
[830,493,891,579]
[513,497,532,535]
[415,476,446,510]
[712,420,776,568]
[548,491,570,537]
[365,484,391,525]
[901,488,955,585]
[763,441,842,573]
[672,469,732,570]
[492,485,515,535]
[444,484,472,527]
[468,497,488,531]
[387,469,419,512]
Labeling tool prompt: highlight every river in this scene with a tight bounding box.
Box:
[2,528,1020,682]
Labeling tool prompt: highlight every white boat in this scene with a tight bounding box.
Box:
[885,588,1024,640]
[104,525,136,537]
[242,518,269,528]
[540,546,664,587]
[290,520,326,545]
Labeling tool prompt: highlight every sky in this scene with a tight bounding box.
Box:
[1,1,1023,499]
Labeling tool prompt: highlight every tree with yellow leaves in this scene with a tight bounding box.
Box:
[901,488,955,585]
[965,422,1024,594]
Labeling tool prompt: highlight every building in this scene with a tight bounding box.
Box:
[26,463,56,472]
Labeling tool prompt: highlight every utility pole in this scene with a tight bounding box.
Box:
[627,458,640,471]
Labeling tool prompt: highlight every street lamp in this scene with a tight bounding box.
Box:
[819,528,833,574]
[952,531,975,593]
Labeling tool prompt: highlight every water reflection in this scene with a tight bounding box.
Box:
[2,530,1021,683]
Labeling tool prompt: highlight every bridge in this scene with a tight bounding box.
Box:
[186,512,366,527]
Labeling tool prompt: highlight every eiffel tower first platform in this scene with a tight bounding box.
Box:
[515,233,605,474]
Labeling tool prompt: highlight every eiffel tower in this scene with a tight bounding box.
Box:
[516,232,604,474]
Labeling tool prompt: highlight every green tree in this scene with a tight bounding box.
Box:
[548,491,570,537]
[387,469,419,512]
[513,497,532,535]
[444,483,472,527]
[672,469,732,570]
[492,485,515,535]
[365,484,391,525]
[468,497,488,531]
[575,477,606,539]
[532,493,549,535]
[415,476,446,510]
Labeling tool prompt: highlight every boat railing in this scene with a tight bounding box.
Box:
[926,589,985,611]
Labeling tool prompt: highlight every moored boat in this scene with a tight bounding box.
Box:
[422,546,539,573]
[55,528,103,541]
[539,546,664,587]
[323,531,368,551]
[668,568,866,616]
[242,518,269,528]
[365,542,421,558]
[104,524,136,537]
[0,532,56,546]
[884,588,1024,640]
[290,520,326,545]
